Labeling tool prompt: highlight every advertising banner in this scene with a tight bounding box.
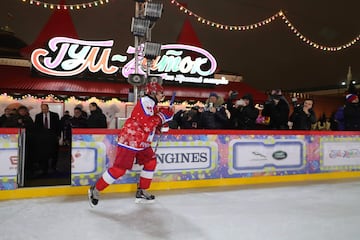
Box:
[0,132,19,190]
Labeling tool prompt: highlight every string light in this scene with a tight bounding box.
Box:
[20,0,110,10]
[170,0,359,52]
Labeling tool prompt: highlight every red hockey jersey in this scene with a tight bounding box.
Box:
[117,96,162,150]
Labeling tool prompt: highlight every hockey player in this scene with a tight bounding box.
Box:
[88,82,174,206]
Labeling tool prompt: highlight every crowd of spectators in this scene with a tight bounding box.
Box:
[0,102,107,179]
[168,89,360,131]
[1,91,359,132]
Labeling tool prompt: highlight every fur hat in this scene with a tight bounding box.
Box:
[209,92,218,98]
[346,94,358,103]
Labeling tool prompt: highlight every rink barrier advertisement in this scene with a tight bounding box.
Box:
[70,130,360,188]
[0,128,19,190]
[1,129,360,199]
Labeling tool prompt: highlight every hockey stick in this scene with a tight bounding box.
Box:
[154,91,176,152]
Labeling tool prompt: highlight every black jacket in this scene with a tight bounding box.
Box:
[87,109,107,128]
[343,102,360,130]
[34,111,61,137]
[226,98,259,130]
[289,106,316,130]
[262,98,289,129]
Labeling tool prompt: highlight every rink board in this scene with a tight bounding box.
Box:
[1,129,360,200]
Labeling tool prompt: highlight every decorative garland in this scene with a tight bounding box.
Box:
[170,0,359,52]
[20,0,111,10]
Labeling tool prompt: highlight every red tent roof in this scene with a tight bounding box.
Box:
[176,18,202,48]
[21,0,78,59]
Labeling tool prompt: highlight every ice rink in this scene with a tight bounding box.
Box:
[1,180,360,240]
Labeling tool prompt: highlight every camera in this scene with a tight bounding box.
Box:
[230,91,238,99]
[291,97,301,108]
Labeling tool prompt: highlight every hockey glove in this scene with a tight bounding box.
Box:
[157,107,174,124]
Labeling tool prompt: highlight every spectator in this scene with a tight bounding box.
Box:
[343,94,360,130]
[0,107,18,127]
[76,104,88,119]
[333,105,345,130]
[226,91,259,129]
[316,113,331,130]
[60,110,72,146]
[87,102,107,128]
[15,106,34,129]
[262,89,290,130]
[70,107,88,128]
[33,103,61,175]
[200,92,229,129]
[289,98,316,130]
[172,106,202,129]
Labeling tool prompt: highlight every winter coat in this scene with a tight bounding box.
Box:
[87,109,107,128]
[343,102,360,130]
[226,97,259,130]
[262,98,289,129]
[200,96,229,129]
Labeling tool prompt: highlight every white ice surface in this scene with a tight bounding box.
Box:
[1,180,360,240]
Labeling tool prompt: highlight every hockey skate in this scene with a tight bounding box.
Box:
[88,185,100,207]
[135,188,155,204]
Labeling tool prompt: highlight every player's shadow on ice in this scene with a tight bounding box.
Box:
[90,203,205,239]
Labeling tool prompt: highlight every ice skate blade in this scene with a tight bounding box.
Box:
[88,189,97,208]
[135,198,155,204]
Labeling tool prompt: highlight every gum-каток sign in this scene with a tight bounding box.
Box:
[31,37,228,85]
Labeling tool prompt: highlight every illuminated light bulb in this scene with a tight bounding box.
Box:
[57,5,60,9]
[44,3,47,8]
[180,6,183,10]
[76,5,80,9]
[94,2,98,6]
[50,4,54,9]
[30,0,33,4]
[83,4,86,8]
[70,5,73,9]
[197,17,201,21]
[36,1,40,5]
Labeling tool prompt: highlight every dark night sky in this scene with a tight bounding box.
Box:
[0,0,359,91]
